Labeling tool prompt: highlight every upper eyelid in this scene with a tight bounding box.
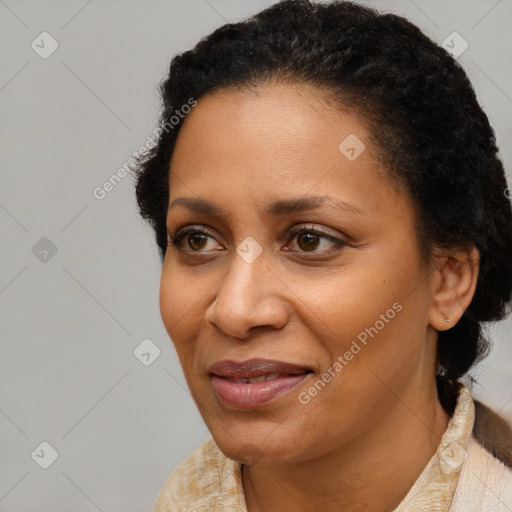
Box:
[169,224,339,239]
[169,225,222,242]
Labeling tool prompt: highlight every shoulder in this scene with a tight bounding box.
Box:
[450,436,512,511]
[152,437,247,512]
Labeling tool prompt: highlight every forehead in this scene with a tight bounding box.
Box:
[171,82,373,167]
[167,82,409,224]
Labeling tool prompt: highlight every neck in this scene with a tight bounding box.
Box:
[242,382,450,512]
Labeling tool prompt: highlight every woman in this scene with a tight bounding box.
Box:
[134,0,512,510]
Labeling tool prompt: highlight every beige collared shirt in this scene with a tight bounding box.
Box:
[153,384,512,511]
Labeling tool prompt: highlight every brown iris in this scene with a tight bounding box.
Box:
[188,233,208,251]
[297,232,320,251]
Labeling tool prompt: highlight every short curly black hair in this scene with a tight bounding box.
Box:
[134,0,512,411]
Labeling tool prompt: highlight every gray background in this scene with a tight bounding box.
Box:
[1,0,511,510]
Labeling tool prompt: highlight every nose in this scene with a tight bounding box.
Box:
[205,252,289,340]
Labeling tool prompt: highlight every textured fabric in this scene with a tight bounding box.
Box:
[153,384,512,511]
[450,437,512,511]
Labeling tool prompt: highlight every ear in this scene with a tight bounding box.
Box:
[429,245,480,331]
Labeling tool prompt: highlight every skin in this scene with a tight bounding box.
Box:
[160,82,480,512]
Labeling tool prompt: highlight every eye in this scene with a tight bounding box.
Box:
[168,226,221,253]
[167,224,348,256]
[286,225,347,254]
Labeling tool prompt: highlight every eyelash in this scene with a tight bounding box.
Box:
[167,225,348,256]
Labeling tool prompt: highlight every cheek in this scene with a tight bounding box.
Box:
[159,264,195,353]
[289,264,397,337]
[159,261,204,328]
[159,263,214,374]
[301,254,424,366]
[159,265,178,331]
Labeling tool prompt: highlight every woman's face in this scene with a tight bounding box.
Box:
[161,82,439,465]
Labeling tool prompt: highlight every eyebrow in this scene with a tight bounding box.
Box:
[167,195,365,217]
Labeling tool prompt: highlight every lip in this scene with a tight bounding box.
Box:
[208,358,312,409]
[208,358,312,378]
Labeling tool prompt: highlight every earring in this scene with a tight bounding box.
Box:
[443,314,450,323]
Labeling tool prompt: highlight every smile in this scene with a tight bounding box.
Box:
[208,358,313,409]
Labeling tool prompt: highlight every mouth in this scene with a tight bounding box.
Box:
[208,358,313,409]
[219,372,298,384]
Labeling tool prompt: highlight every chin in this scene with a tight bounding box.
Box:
[209,423,309,466]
